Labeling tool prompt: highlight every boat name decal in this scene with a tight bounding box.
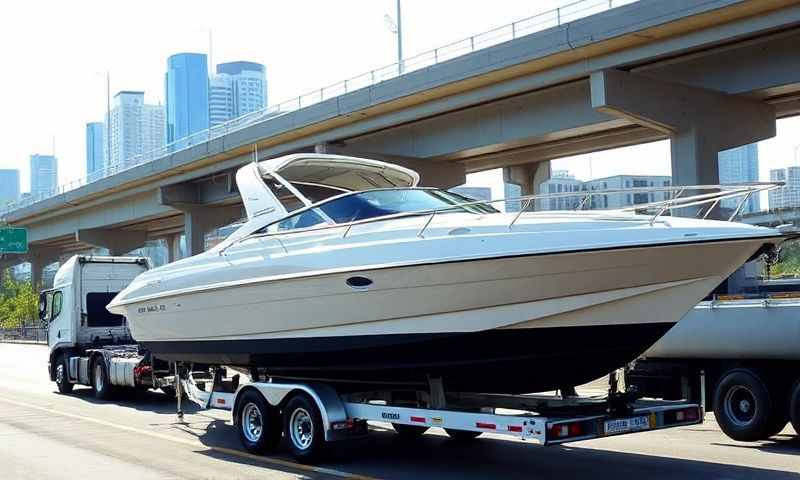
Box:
[138,304,166,314]
[381,412,400,420]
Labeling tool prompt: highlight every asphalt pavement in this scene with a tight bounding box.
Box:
[0,343,797,479]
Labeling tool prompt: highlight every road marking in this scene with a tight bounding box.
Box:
[0,395,377,480]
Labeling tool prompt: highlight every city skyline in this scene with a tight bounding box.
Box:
[166,53,210,143]
[1,1,799,208]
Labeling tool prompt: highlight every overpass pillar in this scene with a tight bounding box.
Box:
[502,161,551,196]
[591,69,775,214]
[26,247,60,290]
[175,206,243,257]
[75,228,147,256]
[165,234,182,263]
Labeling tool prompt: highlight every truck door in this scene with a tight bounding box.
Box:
[45,289,70,350]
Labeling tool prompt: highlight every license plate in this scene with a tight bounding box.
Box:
[604,415,650,435]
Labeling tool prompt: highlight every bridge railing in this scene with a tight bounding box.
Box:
[1,0,636,218]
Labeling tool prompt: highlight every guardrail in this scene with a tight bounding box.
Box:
[0,0,636,218]
[0,326,47,344]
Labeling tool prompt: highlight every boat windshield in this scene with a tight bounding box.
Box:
[265,188,497,233]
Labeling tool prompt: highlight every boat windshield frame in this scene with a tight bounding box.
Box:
[252,187,498,237]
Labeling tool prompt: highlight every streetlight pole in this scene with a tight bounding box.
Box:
[396,0,403,74]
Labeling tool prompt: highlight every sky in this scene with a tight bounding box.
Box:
[1,0,798,204]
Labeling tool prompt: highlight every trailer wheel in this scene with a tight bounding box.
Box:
[392,423,429,437]
[713,369,776,441]
[284,393,326,463]
[790,380,800,436]
[237,390,281,454]
[92,359,114,400]
[54,353,73,394]
[444,428,482,441]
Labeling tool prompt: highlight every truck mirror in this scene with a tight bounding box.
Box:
[38,293,48,321]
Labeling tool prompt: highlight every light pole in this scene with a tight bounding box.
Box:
[384,0,404,75]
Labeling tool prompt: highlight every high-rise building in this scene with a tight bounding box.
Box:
[0,169,20,205]
[85,122,105,181]
[718,144,760,213]
[769,167,800,209]
[503,182,522,212]
[166,53,209,143]
[108,91,165,170]
[209,61,267,127]
[30,154,58,200]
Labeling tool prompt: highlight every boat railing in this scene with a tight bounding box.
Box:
[253,182,782,243]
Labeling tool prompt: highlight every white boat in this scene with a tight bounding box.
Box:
[108,154,784,393]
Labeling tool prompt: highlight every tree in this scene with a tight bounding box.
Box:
[0,275,39,329]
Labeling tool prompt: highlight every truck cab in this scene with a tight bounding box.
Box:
[43,255,150,393]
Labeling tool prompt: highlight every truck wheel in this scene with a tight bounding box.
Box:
[284,393,326,463]
[92,359,114,400]
[392,423,429,437]
[237,390,281,454]
[445,428,482,440]
[713,369,775,441]
[54,353,73,394]
[790,380,800,436]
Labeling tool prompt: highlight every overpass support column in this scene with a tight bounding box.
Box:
[182,206,243,256]
[502,162,551,197]
[26,247,60,290]
[165,234,182,263]
[76,228,147,256]
[590,69,775,189]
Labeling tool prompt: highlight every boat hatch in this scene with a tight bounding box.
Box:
[235,154,419,222]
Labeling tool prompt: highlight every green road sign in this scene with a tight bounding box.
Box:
[0,227,27,254]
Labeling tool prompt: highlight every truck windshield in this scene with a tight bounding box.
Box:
[318,188,497,223]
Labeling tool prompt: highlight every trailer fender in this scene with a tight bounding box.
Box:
[233,382,349,442]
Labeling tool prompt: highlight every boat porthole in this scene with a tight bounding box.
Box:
[346,276,373,290]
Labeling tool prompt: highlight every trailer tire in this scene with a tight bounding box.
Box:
[237,390,281,454]
[284,393,326,463]
[445,428,482,440]
[392,423,428,437]
[790,380,800,436]
[713,369,776,441]
[54,353,73,394]
[92,359,114,400]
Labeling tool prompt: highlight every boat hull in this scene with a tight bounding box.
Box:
[143,323,674,394]
[129,237,767,393]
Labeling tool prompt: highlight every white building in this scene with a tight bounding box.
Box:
[209,61,267,127]
[537,172,672,211]
[108,91,165,170]
[584,175,672,209]
[769,167,800,209]
[538,170,584,210]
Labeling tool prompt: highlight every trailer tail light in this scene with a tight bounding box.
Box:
[667,407,700,424]
[547,421,585,439]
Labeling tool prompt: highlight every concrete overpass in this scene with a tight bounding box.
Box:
[3,0,800,286]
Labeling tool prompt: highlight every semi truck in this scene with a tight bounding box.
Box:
[626,292,800,441]
[42,255,178,399]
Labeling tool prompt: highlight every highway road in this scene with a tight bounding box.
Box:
[0,343,797,479]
